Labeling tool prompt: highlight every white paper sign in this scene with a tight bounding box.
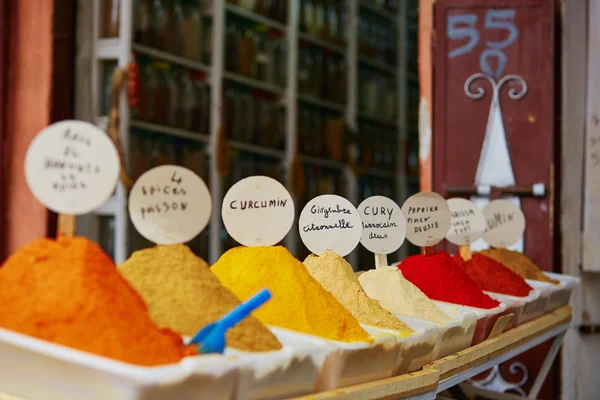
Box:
[445,198,486,245]
[129,165,211,245]
[402,192,451,247]
[299,194,362,257]
[222,176,294,246]
[482,199,526,248]
[24,120,120,215]
[358,196,406,254]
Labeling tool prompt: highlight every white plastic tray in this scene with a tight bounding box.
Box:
[0,328,242,400]
[485,289,541,328]
[543,272,580,312]
[270,325,400,392]
[392,315,438,373]
[435,302,507,345]
[225,334,327,400]
[430,302,477,360]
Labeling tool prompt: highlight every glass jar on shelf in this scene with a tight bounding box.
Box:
[152,62,172,125]
[300,0,313,33]
[238,28,256,76]
[135,0,156,46]
[297,46,312,94]
[137,58,158,122]
[167,67,182,127]
[254,31,271,82]
[191,72,209,133]
[238,0,256,11]
[178,70,196,130]
[181,0,203,61]
[309,50,323,97]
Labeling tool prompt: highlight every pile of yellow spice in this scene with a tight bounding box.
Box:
[212,246,371,343]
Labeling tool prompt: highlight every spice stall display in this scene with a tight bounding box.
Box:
[478,248,560,284]
[453,253,534,297]
[0,236,194,366]
[118,243,282,351]
[359,266,451,323]
[304,250,413,335]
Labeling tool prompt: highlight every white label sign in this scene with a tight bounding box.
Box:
[24,120,120,215]
[358,196,406,254]
[129,165,211,245]
[222,176,294,247]
[445,198,486,245]
[402,192,451,247]
[299,194,362,257]
[482,199,526,248]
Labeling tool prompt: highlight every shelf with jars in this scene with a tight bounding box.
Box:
[80,0,419,267]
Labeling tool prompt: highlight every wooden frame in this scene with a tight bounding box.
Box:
[0,0,9,260]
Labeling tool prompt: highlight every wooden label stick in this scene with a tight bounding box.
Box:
[421,246,435,256]
[374,253,388,269]
[57,214,76,237]
[459,245,473,261]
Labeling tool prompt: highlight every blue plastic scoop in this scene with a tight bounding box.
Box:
[189,288,272,354]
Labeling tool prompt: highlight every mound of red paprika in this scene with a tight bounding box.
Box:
[397,252,500,309]
[452,253,533,297]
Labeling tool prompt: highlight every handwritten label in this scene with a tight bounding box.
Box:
[129,165,211,245]
[24,120,120,215]
[401,192,451,247]
[299,194,362,257]
[358,196,406,255]
[222,176,294,247]
[445,198,486,245]
[482,199,525,248]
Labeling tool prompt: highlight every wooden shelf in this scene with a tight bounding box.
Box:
[298,32,346,54]
[132,44,211,73]
[298,94,346,113]
[358,55,397,75]
[358,1,398,23]
[288,369,439,400]
[229,140,285,158]
[223,71,285,95]
[427,306,571,381]
[130,120,210,143]
[225,3,287,32]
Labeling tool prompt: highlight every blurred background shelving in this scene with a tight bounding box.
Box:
[78,0,420,269]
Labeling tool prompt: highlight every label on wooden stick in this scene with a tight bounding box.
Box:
[299,194,362,257]
[222,176,294,247]
[402,192,451,247]
[358,196,406,255]
[24,120,120,215]
[129,165,211,244]
[482,200,525,248]
[445,198,486,245]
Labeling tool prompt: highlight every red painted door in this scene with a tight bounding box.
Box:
[434,0,557,398]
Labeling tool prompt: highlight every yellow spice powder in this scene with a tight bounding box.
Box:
[211,246,371,343]
[304,251,413,336]
[118,244,282,352]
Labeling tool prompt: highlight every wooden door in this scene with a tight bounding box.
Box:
[0,0,9,260]
[433,0,558,398]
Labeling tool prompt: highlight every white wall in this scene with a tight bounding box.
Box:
[561,0,600,398]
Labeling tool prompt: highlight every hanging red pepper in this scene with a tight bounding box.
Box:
[127,56,140,108]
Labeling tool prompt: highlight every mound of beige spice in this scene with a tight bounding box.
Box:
[358,266,451,323]
[118,244,282,352]
[303,250,413,336]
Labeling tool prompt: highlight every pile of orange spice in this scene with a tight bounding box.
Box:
[0,236,194,366]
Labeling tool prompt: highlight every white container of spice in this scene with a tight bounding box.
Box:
[268,324,399,392]
[0,328,243,400]
[540,272,580,313]
[392,315,439,374]
[430,302,477,360]
[485,289,541,327]
[225,335,327,400]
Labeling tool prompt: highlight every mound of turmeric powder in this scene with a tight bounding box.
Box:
[478,248,559,284]
[119,244,282,352]
[0,237,190,366]
[211,246,370,343]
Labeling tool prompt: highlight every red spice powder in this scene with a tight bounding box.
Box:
[397,252,500,309]
[453,253,533,297]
